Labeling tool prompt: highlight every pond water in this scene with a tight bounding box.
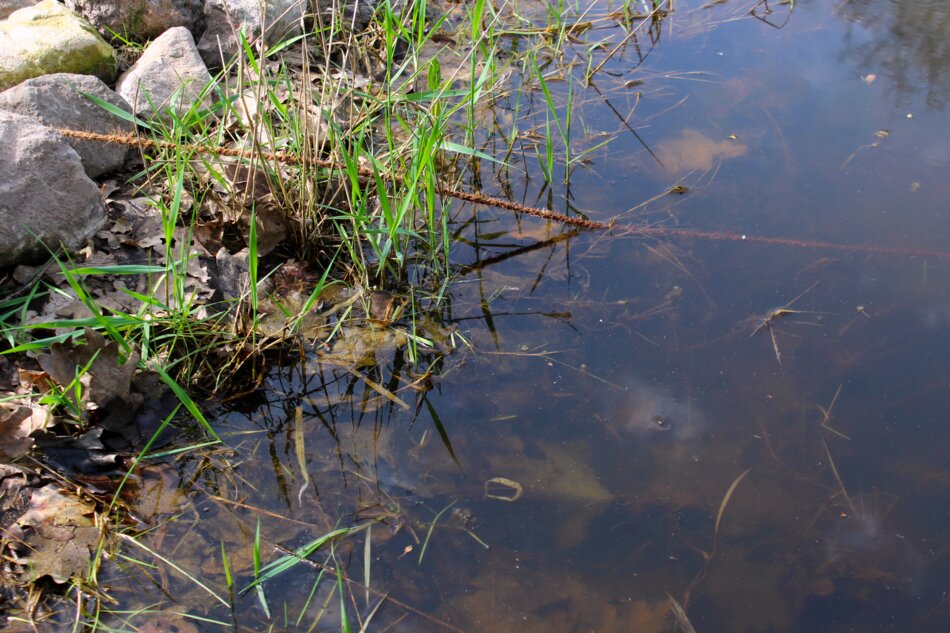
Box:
[99,1,950,631]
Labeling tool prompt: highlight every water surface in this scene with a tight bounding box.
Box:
[100,1,950,631]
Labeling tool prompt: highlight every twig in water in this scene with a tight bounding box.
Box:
[748,281,822,365]
[823,439,859,518]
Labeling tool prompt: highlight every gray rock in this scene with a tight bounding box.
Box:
[64,0,205,42]
[116,26,213,120]
[0,0,116,89]
[0,1,35,20]
[0,73,134,178]
[0,111,106,269]
[198,0,306,69]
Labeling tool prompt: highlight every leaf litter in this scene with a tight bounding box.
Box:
[5,484,101,584]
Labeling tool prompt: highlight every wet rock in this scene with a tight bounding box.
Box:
[197,0,307,70]
[0,111,106,269]
[64,0,205,41]
[0,0,116,89]
[0,0,34,20]
[0,73,133,177]
[116,25,213,119]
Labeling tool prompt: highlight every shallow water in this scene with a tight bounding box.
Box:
[97,1,950,631]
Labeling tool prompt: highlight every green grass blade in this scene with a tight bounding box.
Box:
[241,524,370,594]
[151,364,220,441]
[337,558,350,633]
[439,140,502,164]
[80,91,154,129]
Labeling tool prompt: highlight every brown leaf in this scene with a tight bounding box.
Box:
[37,329,140,414]
[16,368,54,394]
[20,530,99,584]
[0,464,32,526]
[9,484,99,584]
[0,402,50,459]
[252,202,288,256]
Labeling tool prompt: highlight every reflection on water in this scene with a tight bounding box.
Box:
[92,0,950,631]
[599,375,706,439]
[838,0,950,108]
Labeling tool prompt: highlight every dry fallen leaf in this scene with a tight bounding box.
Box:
[0,402,50,459]
[37,329,140,415]
[8,484,100,584]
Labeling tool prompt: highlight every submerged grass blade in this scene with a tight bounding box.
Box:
[336,558,350,633]
[418,502,456,566]
[666,593,698,633]
[119,534,228,608]
[357,595,387,633]
[822,439,858,517]
[295,565,327,627]
[715,467,752,539]
[422,395,460,468]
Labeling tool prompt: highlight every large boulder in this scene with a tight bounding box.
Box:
[116,26,213,120]
[197,0,306,70]
[0,1,35,20]
[0,111,106,269]
[64,0,205,42]
[0,0,116,89]
[0,73,134,178]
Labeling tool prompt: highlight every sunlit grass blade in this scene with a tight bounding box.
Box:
[80,90,154,129]
[363,525,371,607]
[439,140,502,164]
[253,516,270,618]
[241,524,370,594]
[221,541,233,591]
[151,364,220,441]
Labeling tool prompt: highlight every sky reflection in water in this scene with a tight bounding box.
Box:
[106,2,950,631]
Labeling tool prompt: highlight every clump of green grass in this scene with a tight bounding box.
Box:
[0,0,635,623]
